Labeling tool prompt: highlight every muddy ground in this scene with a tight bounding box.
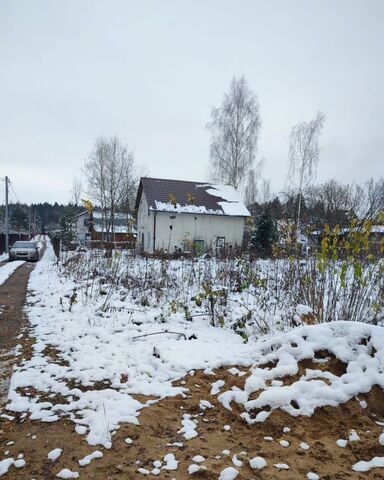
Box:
[0,261,36,405]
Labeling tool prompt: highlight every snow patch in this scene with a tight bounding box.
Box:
[48,449,62,461]
[249,456,267,469]
[219,466,239,480]
[352,457,384,472]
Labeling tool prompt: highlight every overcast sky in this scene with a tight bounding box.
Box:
[1,0,383,204]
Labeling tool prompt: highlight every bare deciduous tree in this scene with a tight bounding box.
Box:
[364,177,384,220]
[83,136,140,239]
[306,179,363,227]
[244,168,257,208]
[260,178,272,204]
[244,159,266,207]
[207,76,261,189]
[287,111,325,234]
[70,176,82,206]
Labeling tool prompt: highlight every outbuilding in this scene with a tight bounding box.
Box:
[73,209,135,248]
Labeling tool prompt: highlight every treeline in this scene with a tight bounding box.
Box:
[0,202,82,233]
[246,177,384,256]
[250,177,384,228]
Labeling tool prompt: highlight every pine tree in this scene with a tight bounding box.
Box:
[60,205,77,245]
[252,210,278,255]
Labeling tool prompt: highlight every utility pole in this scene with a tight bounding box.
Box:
[4,176,9,252]
[29,206,31,238]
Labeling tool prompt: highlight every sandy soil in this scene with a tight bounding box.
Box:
[1,357,384,479]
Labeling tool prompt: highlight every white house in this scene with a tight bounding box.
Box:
[73,210,135,246]
[135,177,251,254]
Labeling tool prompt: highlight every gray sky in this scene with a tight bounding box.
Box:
[1,0,383,204]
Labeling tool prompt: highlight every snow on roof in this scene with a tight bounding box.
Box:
[204,185,251,217]
[93,225,132,234]
[92,211,132,221]
[139,177,250,217]
[339,225,384,235]
[75,210,133,220]
[154,201,222,215]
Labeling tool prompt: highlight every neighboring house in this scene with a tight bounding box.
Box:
[135,177,251,254]
[0,227,30,254]
[73,209,135,247]
[307,224,384,251]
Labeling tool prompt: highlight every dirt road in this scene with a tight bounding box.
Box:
[0,262,34,403]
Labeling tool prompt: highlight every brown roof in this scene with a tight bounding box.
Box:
[136,177,250,217]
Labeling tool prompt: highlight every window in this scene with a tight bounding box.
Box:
[216,237,225,253]
[182,240,192,253]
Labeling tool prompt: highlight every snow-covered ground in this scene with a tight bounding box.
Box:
[0,261,25,286]
[2,241,384,476]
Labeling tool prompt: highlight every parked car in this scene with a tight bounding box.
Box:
[9,241,39,262]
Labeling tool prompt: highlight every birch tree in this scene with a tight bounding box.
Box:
[244,158,264,207]
[83,137,139,239]
[287,111,325,235]
[207,76,261,189]
[364,177,384,220]
[70,176,82,206]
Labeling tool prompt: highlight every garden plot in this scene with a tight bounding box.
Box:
[1,243,384,478]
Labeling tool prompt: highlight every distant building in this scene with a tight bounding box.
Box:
[135,177,250,254]
[0,225,30,254]
[73,209,135,247]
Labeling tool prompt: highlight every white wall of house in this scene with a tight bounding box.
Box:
[74,212,90,242]
[137,194,154,252]
[137,194,246,254]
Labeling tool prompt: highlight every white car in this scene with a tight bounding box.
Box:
[9,241,39,262]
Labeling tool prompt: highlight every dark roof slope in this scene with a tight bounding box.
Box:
[136,177,250,217]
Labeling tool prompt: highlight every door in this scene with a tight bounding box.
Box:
[194,239,205,255]
[216,236,225,254]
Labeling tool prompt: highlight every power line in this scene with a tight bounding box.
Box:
[9,180,21,204]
